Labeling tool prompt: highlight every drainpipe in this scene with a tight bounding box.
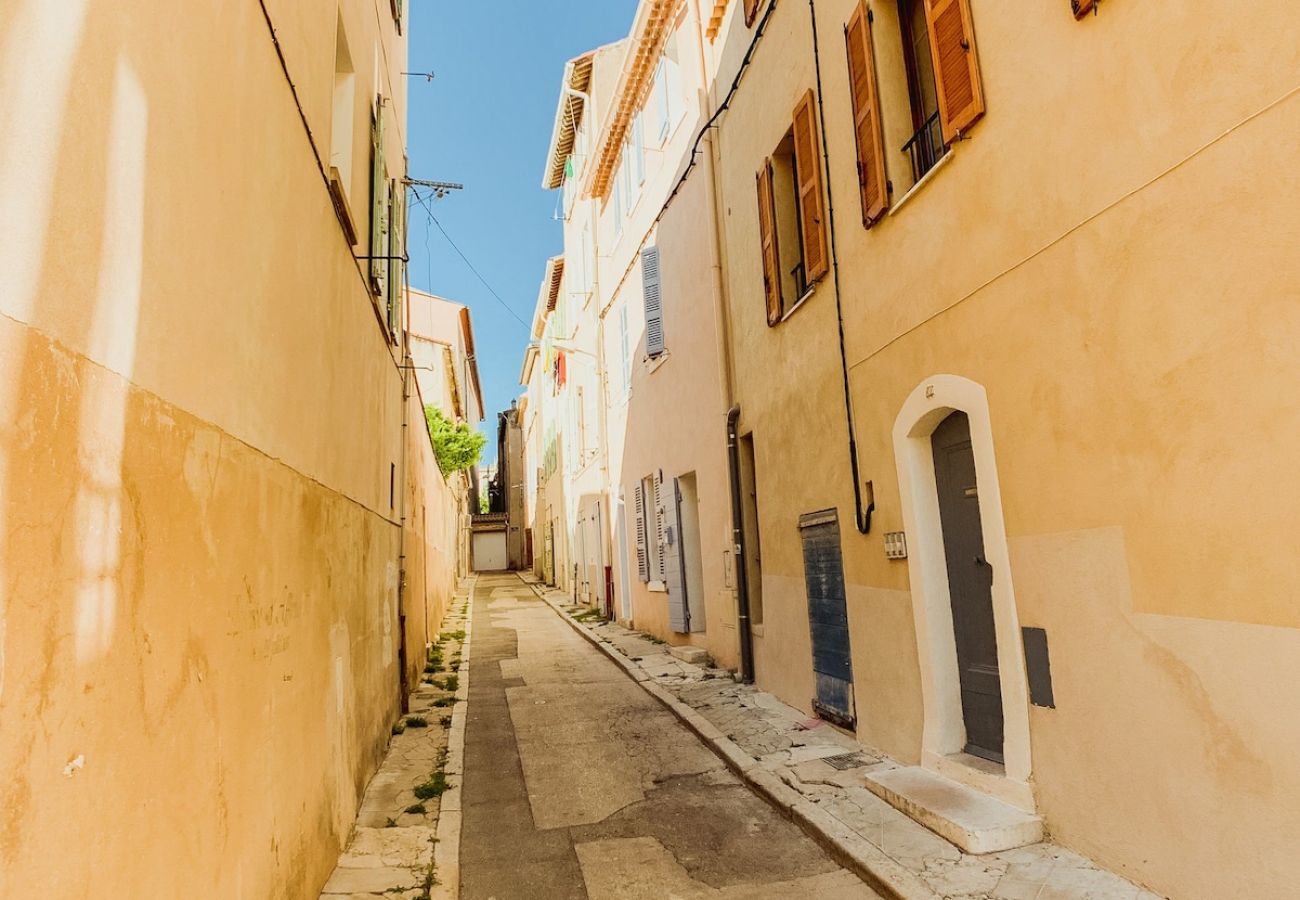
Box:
[726,406,755,683]
[808,0,875,535]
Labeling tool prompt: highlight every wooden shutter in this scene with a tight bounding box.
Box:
[792,90,829,284]
[369,106,389,301]
[387,176,406,337]
[634,483,649,582]
[755,161,782,326]
[923,0,985,144]
[664,478,690,633]
[744,0,760,27]
[642,246,665,357]
[845,2,889,226]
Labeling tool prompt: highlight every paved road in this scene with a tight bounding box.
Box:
[459,573,880,899]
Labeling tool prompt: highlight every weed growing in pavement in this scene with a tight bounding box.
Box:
[441,675,459,692]
[440,630,465,643]
[439,715,451,727]
[404,803,426,815]
[413,771,448,800]
[432,696,454,708]
[406,716,428,728]
[391,722,406,735]
[385,817,397,828]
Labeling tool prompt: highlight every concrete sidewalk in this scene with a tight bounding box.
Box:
[526,578,1162,900]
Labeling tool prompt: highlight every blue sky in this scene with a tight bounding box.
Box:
[406,1,637,464]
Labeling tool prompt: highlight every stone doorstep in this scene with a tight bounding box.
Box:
[859,766,1043,855]
[667,644,712,666]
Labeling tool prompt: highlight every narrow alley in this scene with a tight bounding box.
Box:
[458,574,879,899]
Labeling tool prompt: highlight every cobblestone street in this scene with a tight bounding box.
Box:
[457,574,881,899]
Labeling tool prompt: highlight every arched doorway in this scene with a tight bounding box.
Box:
[892,375,1034,811]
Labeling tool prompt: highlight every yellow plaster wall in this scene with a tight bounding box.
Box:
[0,0,435,895]
[712,0,1300,896]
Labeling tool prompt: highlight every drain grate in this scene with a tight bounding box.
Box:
[821,752,868,771]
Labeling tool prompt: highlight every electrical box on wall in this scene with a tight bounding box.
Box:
[884,531,908,560]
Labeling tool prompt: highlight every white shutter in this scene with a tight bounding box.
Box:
[641,246,665,358]
[664,477,690,633]
[652,470,666,580]
[634,483,649,582]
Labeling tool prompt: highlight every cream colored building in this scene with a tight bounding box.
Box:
[0,1,462,895]
[407,287,486,575]
[702,0,1300,897]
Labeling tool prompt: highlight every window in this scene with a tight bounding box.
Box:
[894,0,984,183]
[369,104,390,305]
[755,91,827,324]
[634,475,666,583]
[654,32,684,143]
[387,175,405,338]
[612,158,624,237]
[633,113,646,186]
[390,0,404,34]
[328,16,358,243]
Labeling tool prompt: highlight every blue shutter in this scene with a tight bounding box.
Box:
[641,246,665,358]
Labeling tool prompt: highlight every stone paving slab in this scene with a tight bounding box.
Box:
[537,590,1165,900]
[320,581,475,899]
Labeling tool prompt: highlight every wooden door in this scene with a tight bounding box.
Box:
[931,411,1004,762]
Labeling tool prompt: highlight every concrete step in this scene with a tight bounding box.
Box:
[860,765,1043,855]
[667,644,711,665]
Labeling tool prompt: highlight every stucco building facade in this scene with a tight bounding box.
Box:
[704,0,1300,897]
[0,1,464,895]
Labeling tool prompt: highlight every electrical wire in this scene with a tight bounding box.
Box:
[407,187,532,331]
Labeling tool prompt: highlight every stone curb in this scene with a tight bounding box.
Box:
[429,578,475,900]
[525,581,936,900]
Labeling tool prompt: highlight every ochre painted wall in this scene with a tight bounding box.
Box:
[0,0,457,896]
[712,0,1300,897]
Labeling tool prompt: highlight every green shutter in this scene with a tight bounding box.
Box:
[369,105,389,303]
[388,176,406,338]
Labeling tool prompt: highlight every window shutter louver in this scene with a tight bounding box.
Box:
[369,106,389,302]
[792,90,829,285]
[845,3,889,226]
[923,0,985,144]
[652,470,666,581]
[387,176,406,338]
[634,484,649,582]
[641,246,665,358]
[664,478,690,633]
[744,0,760,27]
[756,161,782,325]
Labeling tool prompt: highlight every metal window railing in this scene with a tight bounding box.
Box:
[902,111,946,184]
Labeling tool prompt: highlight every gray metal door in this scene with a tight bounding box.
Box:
[799,509,854,727]
[932,411,1004,762]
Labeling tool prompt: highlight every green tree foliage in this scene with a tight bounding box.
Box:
[424,406,485,475]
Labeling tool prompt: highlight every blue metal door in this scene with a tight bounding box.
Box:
[799,509,855,727]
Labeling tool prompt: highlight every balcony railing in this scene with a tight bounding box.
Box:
[902,111,946,184]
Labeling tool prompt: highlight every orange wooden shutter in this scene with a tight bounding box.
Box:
[924,0,984,144]
[845,1,888,226]
[755,161,782,325]
[744,0,760,27]
[792,90,829,285]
